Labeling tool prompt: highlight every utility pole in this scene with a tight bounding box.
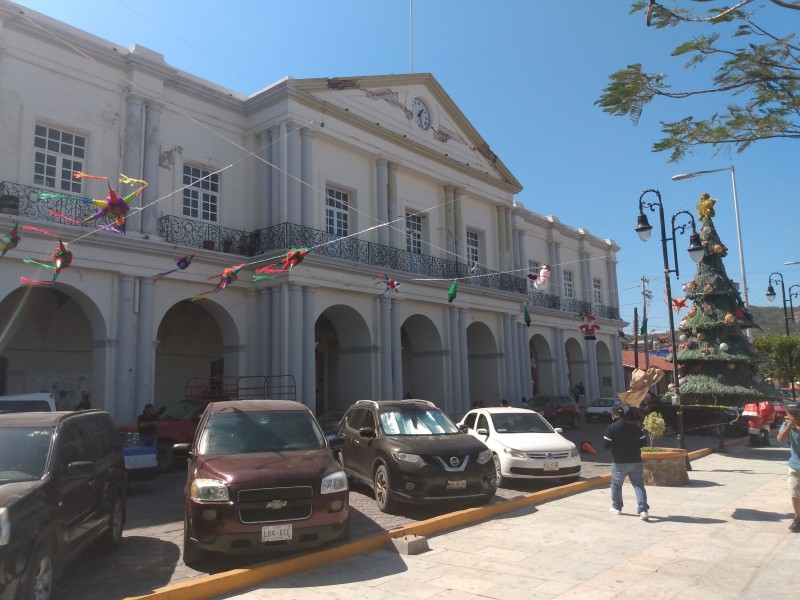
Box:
[641,276,652,369]
[633,307,639,370]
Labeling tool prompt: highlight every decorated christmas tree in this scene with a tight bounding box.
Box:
[672,193,780,406]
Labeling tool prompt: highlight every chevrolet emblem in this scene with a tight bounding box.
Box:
[266,500,287,510]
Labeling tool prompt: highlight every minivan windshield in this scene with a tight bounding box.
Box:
[0,428,53,482]
[378,408,459,436]
[198,410,325,454]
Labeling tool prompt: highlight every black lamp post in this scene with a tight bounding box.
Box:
[766,273,797,401]
[635,189,705,454]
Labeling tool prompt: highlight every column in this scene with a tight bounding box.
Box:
[502,314,515,402]
[379,296,392,400]
[513,230,523,273]
[391,297,403,400]
[260,288,271,376]
[504,207,513,273]
[115,275,136,423]
[270,125,282,226]
[376,158,389,246]
[246,288,260,374]
[302,286,316,411]
[123,95,144,233]
[301,127,314,227]
[584,338,599,403]
[287,283,303,402]
[606,256,619,311]
[553,328,567,395]
[453,190,464,263]
[551,241,562,298]
[135,277,155,411]
[270,285,283,376]
[141,102,161,235]
[613,337,625,393]
[517,323,531,400]
[448,306,462,415]
[496,206,506,272]
[387,163,400,249]
[444,185,456,256]
[259,129,272,229]
[286,122,301,225]
[458,308,470,413]
[580,248,592,302]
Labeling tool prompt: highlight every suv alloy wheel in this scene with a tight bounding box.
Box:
[374,464,395,513]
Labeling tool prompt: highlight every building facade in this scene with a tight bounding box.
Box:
[0,1,624,423]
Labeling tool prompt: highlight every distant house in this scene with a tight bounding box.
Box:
[620,350,673,395]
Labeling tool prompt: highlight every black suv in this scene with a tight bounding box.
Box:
[0,411,127,600]
[335,399,496,513]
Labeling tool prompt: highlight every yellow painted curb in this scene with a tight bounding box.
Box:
[126,440,746,600]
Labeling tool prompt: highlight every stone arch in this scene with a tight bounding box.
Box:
[595,340,614,397]
[400,313,445,408]
[565,336,586,396]
[466,321,499,410]
[529,333,554,397]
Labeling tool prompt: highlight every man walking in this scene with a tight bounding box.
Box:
[604,403,650,521]
[776,402,800,532]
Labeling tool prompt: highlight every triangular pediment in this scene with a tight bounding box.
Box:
[288,74,521,192]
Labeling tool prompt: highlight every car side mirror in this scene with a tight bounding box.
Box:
[554,427,563,433]
[65,461,94,479]
[458,424,468,432]
[358,426,376,439]
[172,442,192,458]
[329,436,345,450]
[476,428,488,436]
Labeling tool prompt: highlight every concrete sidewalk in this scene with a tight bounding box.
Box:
[214,442,796,600]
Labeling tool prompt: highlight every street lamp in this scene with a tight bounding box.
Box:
[635,189,704,455]
[766,272,797,402]
[671,166,748,312]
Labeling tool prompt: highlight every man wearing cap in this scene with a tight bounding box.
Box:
[604,402,650,521]
[776,402,800,533]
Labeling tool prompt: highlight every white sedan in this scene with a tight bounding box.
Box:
[458,407,581,487]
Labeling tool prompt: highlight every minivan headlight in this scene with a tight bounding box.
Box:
[570,446,579,457]
[190,478,229,502]
[0,507,9,546]
[502,447,527,460]
[477,449,493,464]
[392,452,425,467]
[321,470,348,495]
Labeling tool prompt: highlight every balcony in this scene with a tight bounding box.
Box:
[0,180,619,318]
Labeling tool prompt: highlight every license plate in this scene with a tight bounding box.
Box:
[447,479,467,489]
[262,524,292,542]
[543,461,559,471]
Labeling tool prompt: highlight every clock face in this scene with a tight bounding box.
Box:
[411,98,430,130]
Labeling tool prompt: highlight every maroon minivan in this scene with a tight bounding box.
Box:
[177,400,349,567]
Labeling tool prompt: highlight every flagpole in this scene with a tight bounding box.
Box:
[641,276,650,369]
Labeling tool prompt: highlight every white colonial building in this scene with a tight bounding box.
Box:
[0,1,624,424]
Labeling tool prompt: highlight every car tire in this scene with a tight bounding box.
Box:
[492,454,504,488]
[571,414,580,429]
[182,517,207,569]
[157,440,174,471]
[373,464,396,514]
[99,495,125,550]
[22,538,55,600]
[758,428,771,446]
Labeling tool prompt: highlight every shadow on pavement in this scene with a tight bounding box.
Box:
[731,507,788,522]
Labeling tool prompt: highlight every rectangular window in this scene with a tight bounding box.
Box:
[326,188,349,236]
[564,270,574,298]
[528,260,540,292]
[33,124,86,192]
[183,165,219,222]
[406,213,422,254]
[466,231,479,268]
[593,278,603,304]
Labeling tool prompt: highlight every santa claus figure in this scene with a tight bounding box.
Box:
[742,401,775,446]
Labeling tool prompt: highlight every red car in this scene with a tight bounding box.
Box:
[177,400,349,567]
[530,395,580,429]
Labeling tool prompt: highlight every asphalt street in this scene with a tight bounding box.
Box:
[53,419,743,599]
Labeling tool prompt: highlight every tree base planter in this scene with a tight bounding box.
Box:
[641,448,689,486]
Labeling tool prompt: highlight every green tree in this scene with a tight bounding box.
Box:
[752,332,800,385]
[596,1,800,162]
[673,193,780,405]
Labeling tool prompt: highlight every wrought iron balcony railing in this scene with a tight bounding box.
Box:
[0,180,619,318]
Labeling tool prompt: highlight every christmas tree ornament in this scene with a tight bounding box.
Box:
[727,362,736,370]
[724,313,734,324]
[679,334,687,342]
[703,282,714,293]
[696,331,706,341]
[719,342,729,352]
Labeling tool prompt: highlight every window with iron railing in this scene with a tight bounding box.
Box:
[33,124,85,193]
[563,270,574,299]
[326,187,349,237]
[593,277,603,305]
[183,165,218,222]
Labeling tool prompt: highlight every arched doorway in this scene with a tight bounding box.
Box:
[466,321,499,411]
[400,314,445,407]
[529,333,554,397]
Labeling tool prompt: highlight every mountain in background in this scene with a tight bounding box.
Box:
[748,305,800,337]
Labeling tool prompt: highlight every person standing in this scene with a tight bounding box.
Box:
[604,403,650,521]
[776,402,800,533]
[137,403,159,447]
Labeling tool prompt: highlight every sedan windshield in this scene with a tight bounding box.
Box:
[0,428,53,482]
[378,408,459,436]
[490,412,554,434]
[159,400,202,421]
[198,410,325,455]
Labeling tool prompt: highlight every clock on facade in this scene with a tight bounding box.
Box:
[411,98,430,130]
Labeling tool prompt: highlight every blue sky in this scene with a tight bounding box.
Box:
[12,0,800,334]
